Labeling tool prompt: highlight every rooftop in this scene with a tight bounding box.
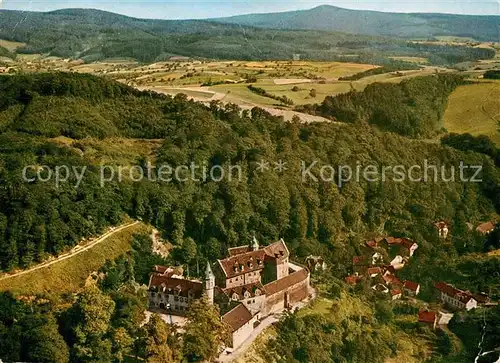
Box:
[221,303,253,332]
[418,310,436,323]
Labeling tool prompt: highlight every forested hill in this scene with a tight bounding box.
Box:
[213,5,500,41]
[0,72,499,273]
[0,9,495,64]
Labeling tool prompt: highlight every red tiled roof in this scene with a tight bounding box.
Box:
[263,239,289,263]
[383,265,396,275]
[222,282,265,300]
[345,275,362,285]
[228,245,250,256]
[403,280,420,292]
[264,268,309,296]
[476,221,496,234]
[367,267,382,275]
[149,274,203,298]
[353,255,367,265]
[434,282,475,304]
[218,240,289,278]
[385,237,402,245]
[418,311,436,324]
[391,289,402,296]
[217,250,266,278]
[383,274,402,285]
[400,238,417,250]
[222,303,253,332]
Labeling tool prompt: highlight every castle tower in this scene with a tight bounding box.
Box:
[205,262,215,305]
[251,235,259,251]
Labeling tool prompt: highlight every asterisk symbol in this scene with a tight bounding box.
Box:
[274,160,288,173]
[255,159,269,173]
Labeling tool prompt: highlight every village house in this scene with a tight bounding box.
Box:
[434,221,450,239]
[391,288,402,300]
[345,273,362,285]
[367,267,382,278]
[403,280,420,296]
[390,255,406,270]
[418,310,437,329]
[148,237,311,350]
[305,255,327,272]
[371,252,384,265]
[399,238,418,257]
[476,221,496,235]
[372,283,389,294]
[381,237,418,257]
[434,282,478,311]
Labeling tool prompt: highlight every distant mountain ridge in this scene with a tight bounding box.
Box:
[211,5,500,41]
[0,7,496,63]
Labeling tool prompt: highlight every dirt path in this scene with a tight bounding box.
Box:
[0,221,139,282]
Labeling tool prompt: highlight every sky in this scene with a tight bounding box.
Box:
[0,0,498,19]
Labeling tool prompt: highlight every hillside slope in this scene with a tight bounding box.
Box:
[0,8,495,64]
[213,5,500,41]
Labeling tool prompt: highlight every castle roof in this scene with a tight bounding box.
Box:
[217,240,289,278]
[148,274,203,298]
[263,268,309,296]
[221,303,253,332]
[222,282,265,300]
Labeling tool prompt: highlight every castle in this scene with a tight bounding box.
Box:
[148,237,311,349]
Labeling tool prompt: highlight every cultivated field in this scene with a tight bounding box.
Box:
[0,38,25,51]
[443,80,500,145]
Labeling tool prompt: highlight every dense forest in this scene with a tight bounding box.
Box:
[214,5,500,41]
[0,71,498,362]
[0,72,498,274]
[298,74,465,138]
[0,9,495,65]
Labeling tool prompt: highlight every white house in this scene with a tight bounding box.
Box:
[372,252,384,265]
[434,282,478,311]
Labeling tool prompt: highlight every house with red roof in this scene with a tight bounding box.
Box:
[476,221,496,235]
[391,289,402,300]
[434,282,477,311]
[403,280,421,296]
[434,221,450,239]
[418,310,437,329]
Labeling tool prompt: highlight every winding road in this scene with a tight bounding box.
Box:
[0,221,140,282]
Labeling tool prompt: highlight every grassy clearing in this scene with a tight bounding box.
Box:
[0,39,26,52]
[49,137,164,165]
[443,80,500,145]
[0,222,149,295]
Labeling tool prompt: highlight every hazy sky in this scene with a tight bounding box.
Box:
[1,0,498,19]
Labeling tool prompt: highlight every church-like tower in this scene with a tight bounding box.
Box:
[205,262,215,305]
[251,235,259,251]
